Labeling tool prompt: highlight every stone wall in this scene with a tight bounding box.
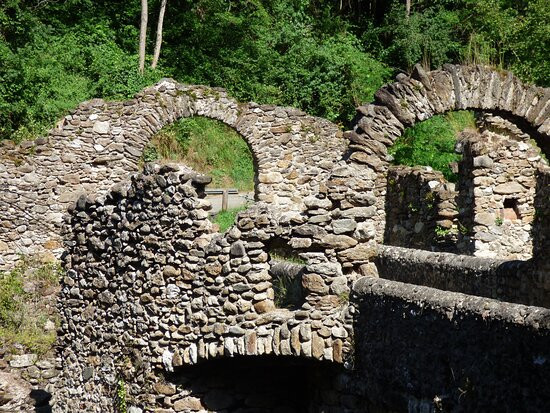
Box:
[2,64,549,269]
[3,63,549,412]
[54,164,358,412]
[54,159,550,411]
[353,276,550,413]
[384,166,458,250]
[0,80,346,270]
[456,114,546,259]
[0,352,58,412]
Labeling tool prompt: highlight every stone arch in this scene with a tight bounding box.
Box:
[0,79,346,270]
[343,64,550,255]
[346,64,549,171]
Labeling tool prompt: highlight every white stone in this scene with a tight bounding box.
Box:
[162,349,174,372]
[428,180,440,189]
[10,354,37,368]
[165,284,180,299]
[189,343,198,364]
[93,121,110,134]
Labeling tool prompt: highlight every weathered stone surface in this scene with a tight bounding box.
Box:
[337,244,377,263]
[173,397,203,411]
[494,182,524,194]
[9,354,37,368]
[318,234,358,249]
[302,273,329,294]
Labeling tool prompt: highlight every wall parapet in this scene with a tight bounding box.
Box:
[375,244,548,307]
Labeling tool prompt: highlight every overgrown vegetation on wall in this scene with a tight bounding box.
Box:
[390,111,476,181]
[0,258,61,355]
[145,117,255,191]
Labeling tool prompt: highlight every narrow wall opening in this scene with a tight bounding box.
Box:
[502,198,521,221]
[267,237,306,310]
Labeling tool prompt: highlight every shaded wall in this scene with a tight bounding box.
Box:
[384,166,458,250]
[353,277,550,413]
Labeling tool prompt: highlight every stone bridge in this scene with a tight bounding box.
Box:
[1,64,549,412]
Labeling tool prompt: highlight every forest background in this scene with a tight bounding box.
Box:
[1,0,548,144]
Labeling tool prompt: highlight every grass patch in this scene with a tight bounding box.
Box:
[212,206,248,232]
[389,111,476,182]
[145,117,255,191]
[0,258,61,355]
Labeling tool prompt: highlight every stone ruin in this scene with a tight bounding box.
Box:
[1,64,549,412]
[385,113,547,259]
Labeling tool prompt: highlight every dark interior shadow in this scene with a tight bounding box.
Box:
[454,135,476,254]
[532,168,549,260]
[30,389,52,413]
[166,355,358,412]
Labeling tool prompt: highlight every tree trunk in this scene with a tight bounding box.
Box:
[405,0,411,18]
[138,0,148,74]
[151,0,168,69]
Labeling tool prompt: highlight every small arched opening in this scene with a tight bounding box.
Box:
[145,116,258,232]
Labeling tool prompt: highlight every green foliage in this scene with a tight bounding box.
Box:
[142,146,159,163]
[0,15,164,141]
[372,3,462,70]
[363,0,549,87]
[149,117,255,191]
[115,378,127,413]
[0,0,548,144]
[0,258,61,354]
[0,266,24,327]
[161,0,391,123]
[213,206,248,233]
[434,225,457,237]
[338,292,350,305]
[390,111,476,182]
[501,0,550,86]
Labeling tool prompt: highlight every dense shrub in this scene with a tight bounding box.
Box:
[161,0,390,124]
[0,18,164,141]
